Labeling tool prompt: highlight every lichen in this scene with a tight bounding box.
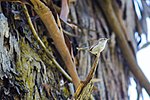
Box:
[16,38,47,99]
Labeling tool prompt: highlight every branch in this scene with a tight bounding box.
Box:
[29,0,80,89]
[74,38,109,99]
[98,0,150,95]
[22,4,72,82]
[74,53,100,98]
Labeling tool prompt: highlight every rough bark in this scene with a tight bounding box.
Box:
[0,0,149,100]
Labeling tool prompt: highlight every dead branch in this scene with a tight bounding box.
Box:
[29,0,80,89]
[22,4,72,81]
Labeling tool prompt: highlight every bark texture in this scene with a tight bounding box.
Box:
[0,0,149,100]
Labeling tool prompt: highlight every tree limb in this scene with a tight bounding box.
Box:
[98,0,150,95]
[29,0,80,89]
[22,4,72,82]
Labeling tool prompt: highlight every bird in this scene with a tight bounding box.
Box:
[89,38,109,55]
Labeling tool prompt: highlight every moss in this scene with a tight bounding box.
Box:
[16,38,44,99]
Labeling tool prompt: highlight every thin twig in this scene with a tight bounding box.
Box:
[22,4,72,82]
[29,0,80,89]
[63,29,78,37]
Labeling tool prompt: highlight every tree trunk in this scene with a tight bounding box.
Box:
[0,0,149,100]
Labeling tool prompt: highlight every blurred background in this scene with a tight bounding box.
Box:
[129,0,150,99]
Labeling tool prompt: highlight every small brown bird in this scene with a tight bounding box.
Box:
[89,38,109,55]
